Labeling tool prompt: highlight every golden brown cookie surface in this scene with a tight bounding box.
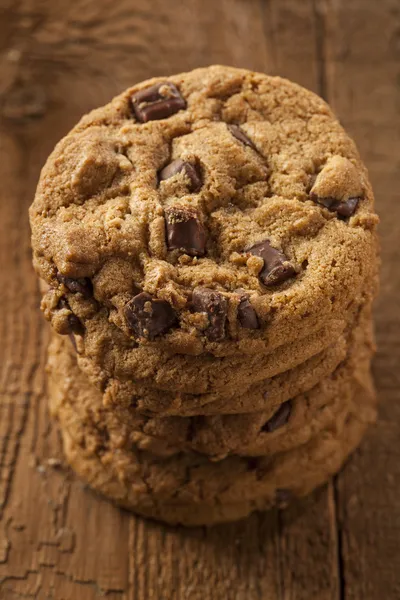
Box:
[47,338,377,526]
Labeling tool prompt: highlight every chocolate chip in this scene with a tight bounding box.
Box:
[236,291,259,329]
[56,273,93,299]
[263,401,292,433]
[130,82,186,122]
[247,240,296,287]
[275,488,293,508]
[58,298,84,335]
[310,194,360,218]
[165,207,206,256]
[68,314,84,335]
[68,333,77,352]
[192,288,228,342]
[159,159,202,193]
[228,124,257,151]
[124,292,177,340]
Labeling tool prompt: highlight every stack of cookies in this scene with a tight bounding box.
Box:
[30,66,379,526]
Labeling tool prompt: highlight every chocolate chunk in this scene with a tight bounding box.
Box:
[68,333,77,352]
[275,488,293,508]
[247,240,296,287]
[165,207,206,256]
[58,298,84,335]
[263,401,292,433]
[67,313,84,335]
[192,288,228,342]
[159,159,202,193]
[310,194,360,218]
[228,124,257,150]
[130,82,186,122]
[124,292,177,340]
[56,273,93,299]
[236,291,259,329]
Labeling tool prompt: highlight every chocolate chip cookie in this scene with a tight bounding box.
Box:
[105,333,348,415]
[50,289,373,418]
[53,284,373,413]
[30,66,379,396]
[47,299,374,460]
[47,341,377,526]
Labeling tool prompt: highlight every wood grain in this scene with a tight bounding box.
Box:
[0,0,398,598]
[322,1,400,598]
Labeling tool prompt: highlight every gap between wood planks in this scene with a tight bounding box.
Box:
[311,2,344,598]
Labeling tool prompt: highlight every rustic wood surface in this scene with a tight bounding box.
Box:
[0,0,399,598]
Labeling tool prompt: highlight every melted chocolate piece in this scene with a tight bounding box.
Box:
[159,159,202,193]
[68,333,77,352]
[263,401,292,433]
[236,291,259,329]
[192,288,228,342]
[58,298,84,335]
[130,82,186,122]
[228,124,257,150]
[310,193,360,218]
[56,273,92,299]
[165,207,206,256]
[247,240,296,287]
[124,292,177,340]
[67,314,84,335]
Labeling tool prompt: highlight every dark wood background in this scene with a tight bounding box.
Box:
[0,0,399,598]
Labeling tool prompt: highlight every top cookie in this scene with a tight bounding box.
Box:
[30,66,379,358]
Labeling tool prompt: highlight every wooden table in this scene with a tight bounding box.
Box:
[1,1,399,598]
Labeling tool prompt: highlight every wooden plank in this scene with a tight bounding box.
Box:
[321,0,400,598]
[262,0,323,94]
[0,0,137,595]
[266,2,341,599]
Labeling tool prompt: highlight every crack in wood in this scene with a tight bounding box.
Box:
[311,3,345,598]
[333,475,346,600]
